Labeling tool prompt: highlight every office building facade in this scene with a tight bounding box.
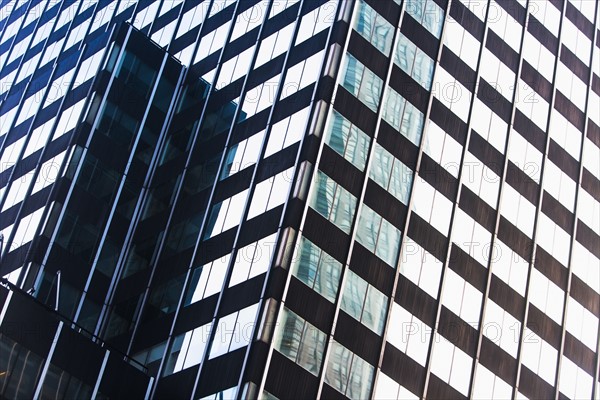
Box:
[0,0,598,398]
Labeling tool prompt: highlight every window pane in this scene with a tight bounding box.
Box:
[324,110,370,171]
[309,171,357,234]
[341,54,383,112]
[354,0,393,56]
[341,270,368,321]
[291,236,342,302]
[274,307,327,375]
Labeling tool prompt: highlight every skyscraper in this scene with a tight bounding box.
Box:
[0,0,598,398]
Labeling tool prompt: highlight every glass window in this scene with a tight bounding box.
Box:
[355,204,401,267]
[382,88,424,146]
[264,106,310,158]
[209,303,259,358]
[220,130,265,179]
[273,307,327,375]
[430,332,473,396]
[163,322,212,375]
[193,19,234,64]
[441,268,482,326]
[2,170,35,211]
[0,135,26,174]
[571,242,600,294]
[500,184,535,237]
[369,143,413,204]
[229,233,277,287]
[341,53,383,112]
[433,67,472,123]
[472,364,512,400]
[133,1,160,30]
[443,16,480,66]
[353,0,394,56]
[217,45,255,89]
[30,151,66,196]
[65,17,91,50]
[10,208,44,250]
[184,254,232,305]
[405,0,444,38]
[269,0,300,18]
[15,87,45,126]
[147,274,185,315]
[387,302,430,366]
[158,0,183,17]
[241,73,282,119]
[398,237,443,299]
[451,208,492,268]
[341,270,388,334]
[394,33,434,89]
[520,328,558,385]
[280,49,325,100]
[411,177,452,236]
[132,341,166,376]
[255,23,295,69]
[247,167,294,219]
[295,1,336,45]
[290,236,342,302]
[489,239,528,297]
[231,1,267,41]
[208,0,236,17]
[175,1,208,39]
[528,267,564,324]
[324,340,375,399]
[204,189,249,238]
[0,107,18,138]
[308,170,357,234]
[481,300,520,357]
[89,1,117,34]
[73,50,105,90]
[558,356,594,399]
[536,213,571,268]
[52,99,87,140]
[324,110,370,171]
[0,334,45,399]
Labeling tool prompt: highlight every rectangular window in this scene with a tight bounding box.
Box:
[204,189,249,238]
[340,269,388,334]
[341,54,383,112]
[353,0,393,56]
[163,322,212,376]
[246,167,294,220]
[290,236,342,302]
[369,143,413,205]
[220,130,265,179]
[324,340,375,399]
[185,255,231,305]
[264,107,310,158]
[324,110,370,171]
[273,307,327,375]
[229,233,277,287]
[382,88,424,146]
[394,33,435,89]
[405,0,444,38]
[209,303,259,358]
[309,170,357,234]
[355,205,401,267]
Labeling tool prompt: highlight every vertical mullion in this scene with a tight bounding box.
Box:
[512,0,568,397]
[553,2,599,398]
[374,0,451,397]
[312,1,407,398]
[420,1,493,398]
[468,1,530,397]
